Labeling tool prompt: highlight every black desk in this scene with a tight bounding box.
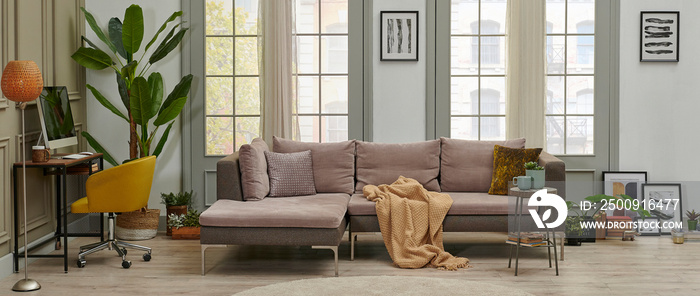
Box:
[13,153,104,273]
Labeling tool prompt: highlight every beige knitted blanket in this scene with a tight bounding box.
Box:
[363,176,470,270]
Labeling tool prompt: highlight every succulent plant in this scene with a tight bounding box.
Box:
[686,210,700,221]
[167,209,201,229]
[524,161,544,170]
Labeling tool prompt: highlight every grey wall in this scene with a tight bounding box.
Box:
[85,0,183,210]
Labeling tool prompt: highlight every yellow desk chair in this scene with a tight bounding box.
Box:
[71,156,156,269]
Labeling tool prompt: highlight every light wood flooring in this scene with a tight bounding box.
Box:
[0,232,696,295]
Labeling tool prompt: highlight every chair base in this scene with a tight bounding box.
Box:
[77,213,152,269]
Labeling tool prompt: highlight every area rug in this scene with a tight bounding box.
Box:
[234,276,535,296]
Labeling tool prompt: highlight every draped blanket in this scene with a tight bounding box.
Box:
[363,176,470,270]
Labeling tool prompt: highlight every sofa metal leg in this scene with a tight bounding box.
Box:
[312,245,339,277]
[350,234,356,261]
[201,244,227,276]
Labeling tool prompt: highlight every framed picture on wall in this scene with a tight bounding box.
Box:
[642,183,683,234]
[602,171,647,217]
[640,11,680,62]
[380,11,419,61]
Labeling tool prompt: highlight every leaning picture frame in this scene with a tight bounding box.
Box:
[640,11,680,62]
[380,11,419,61]
[636,217,661,236]
[642,183,683,235]
[602,171,647,217]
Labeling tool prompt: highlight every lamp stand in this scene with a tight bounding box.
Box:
[12,103,41,292]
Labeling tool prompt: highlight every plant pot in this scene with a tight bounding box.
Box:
[171,226,200,240]
[526,170,545,189]
[688,220,698,232]
[116,208,160,240]
[166,205,188,236]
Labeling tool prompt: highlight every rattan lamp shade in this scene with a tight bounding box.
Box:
[1,60,44,102]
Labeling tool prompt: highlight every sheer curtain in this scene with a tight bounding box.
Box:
[505,0,546,148]
[258,0,300,143]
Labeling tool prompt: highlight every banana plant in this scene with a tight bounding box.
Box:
[71,4,193,166]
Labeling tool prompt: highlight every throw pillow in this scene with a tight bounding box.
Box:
[264,150,317,197]
[238,138,270,201]
[488,145,543,195]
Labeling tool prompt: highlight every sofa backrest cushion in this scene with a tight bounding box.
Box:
[356,140,441,192]
[440,137,526,192]
[238,138,270,201]
[273,136,356,194]
[264,150,317,197]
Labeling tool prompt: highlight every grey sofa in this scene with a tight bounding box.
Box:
[200,137,565,276]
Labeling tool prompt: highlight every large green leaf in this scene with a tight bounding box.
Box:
[130,77,154,125]
[81,7,116,54]
[145,11,183,52]
[122,4,144,55]
[116,71,129,110]
[108,17,128,60]
[148,72,164,117]
[71,47,113,70]
[149,27,188,64]
[121,60,137,83]
[86,84,128,122]
[160,74,193,114]
[152,121,174,157]
[153,97,186,126]
[81,131,118,166]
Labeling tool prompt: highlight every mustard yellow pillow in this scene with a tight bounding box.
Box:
[488,145,542,195]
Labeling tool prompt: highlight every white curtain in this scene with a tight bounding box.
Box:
[258,0,299,143]
[505,0,546,148]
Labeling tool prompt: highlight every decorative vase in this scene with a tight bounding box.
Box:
[171,226,200,240]
[526,170,545,189]
[166,205,188,236]
[688,220,698,232]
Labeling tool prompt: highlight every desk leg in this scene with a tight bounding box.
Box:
[55,174,61,250]
[13,166,19,273]
[62,170,68,273]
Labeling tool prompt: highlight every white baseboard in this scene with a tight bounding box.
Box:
[0,215,91,280]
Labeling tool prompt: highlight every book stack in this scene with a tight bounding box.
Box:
[67,163,100,174]
[606,216,633,239]
[506,232,546,247]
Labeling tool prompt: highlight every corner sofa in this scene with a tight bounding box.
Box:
[200,137,565,276]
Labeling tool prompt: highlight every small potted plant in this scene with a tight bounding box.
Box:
[686,210,699,231]
[168,209,201,240]
[524,161,545,189]
[161,191,193,236]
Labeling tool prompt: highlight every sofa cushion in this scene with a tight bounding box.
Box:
[199,193,350,228]
[439,137,526,192]
[264,150,316,197]
[348,192,510,216]
[273,136,356,194]
[238,138,270,201]
[488,145,542,195]
[355,140,441,192]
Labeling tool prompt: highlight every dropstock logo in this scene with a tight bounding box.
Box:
[528,189,567,229]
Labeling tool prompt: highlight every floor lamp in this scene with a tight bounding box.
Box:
[2,60,44,292]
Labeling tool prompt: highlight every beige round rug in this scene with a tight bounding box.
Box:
[234,276,535,296]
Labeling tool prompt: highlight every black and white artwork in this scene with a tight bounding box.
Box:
[640,11,679,62]
[381,11,418,61]
[636,217,661,236]
[642,183,683,234]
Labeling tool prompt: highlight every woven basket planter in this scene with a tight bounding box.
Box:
[116,208,160,240]
[171,226,200,240]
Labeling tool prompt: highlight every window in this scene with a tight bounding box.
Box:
[205,0,260,155]
[545,0,595,154]
[450,0,506,140]
[295,0,349,143]
[204,0,349,155]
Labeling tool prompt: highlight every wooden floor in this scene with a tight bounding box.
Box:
[0,232,695,295]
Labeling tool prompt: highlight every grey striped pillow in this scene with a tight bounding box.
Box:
[264,150,316,197]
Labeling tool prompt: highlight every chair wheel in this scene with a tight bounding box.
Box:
[143,253,151,261]
[122,260,131,269]
[77,260,86,268]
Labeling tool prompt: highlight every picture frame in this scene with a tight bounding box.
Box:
[642,183,683,235]
[635,217,660,236]
[380,11,419,61]
[640,11,680,62]
[602,171,647,217]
